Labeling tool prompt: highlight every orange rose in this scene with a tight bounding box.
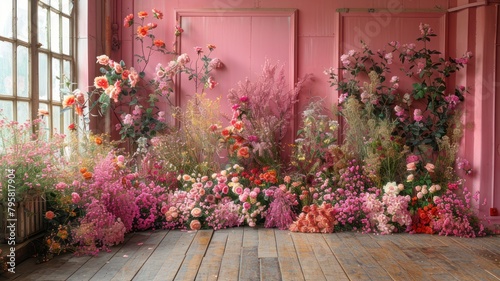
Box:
[79,167,87,174]
[154,39,165,48]
[94,76,109,89]
[63,95,76,108]
[94,136,103,145]
[83,171,93,180]
[138,11,148,19]
[137,26,149,38]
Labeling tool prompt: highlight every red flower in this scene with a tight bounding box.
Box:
[68,123,76,131]
[154,39,165,48]
[138,11,148,19]
[175,24,184,36]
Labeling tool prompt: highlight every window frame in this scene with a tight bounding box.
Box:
[0,0,76,136]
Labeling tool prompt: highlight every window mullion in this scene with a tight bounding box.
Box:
[30,0,39,121]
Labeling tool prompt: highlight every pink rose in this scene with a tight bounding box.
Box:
[190,220,201,230]
[71,192,81,204]
[424,163,435,173]
[413,109,423,122]
[96,55,109,65]
[406,162,417,171]
[191,207,202,218]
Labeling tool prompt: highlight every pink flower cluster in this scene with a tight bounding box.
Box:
[363,193,412,234]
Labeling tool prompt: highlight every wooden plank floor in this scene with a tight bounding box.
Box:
[2,228,499,281]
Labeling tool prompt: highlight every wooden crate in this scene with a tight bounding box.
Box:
[0,195,46,243]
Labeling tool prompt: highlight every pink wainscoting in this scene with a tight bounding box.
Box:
[104,0,498,223]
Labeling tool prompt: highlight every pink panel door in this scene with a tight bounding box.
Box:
[175,9,297,132]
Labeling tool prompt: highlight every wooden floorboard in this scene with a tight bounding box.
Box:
[3,229,499,281]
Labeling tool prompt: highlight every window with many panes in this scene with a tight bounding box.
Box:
[0,0,74,135]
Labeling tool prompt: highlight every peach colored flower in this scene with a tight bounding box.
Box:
[128,68,139,88]
[94,76,109,89]
[123,14,134,27]
[424,163,435,173]
[406,162,417,171]
[207,44,216,51]
[96,55,110,65]
[191,207,202,218]
[138,11,148,19]
[114,63,123,74]
[45,211,55,220]
[190,220,201,230]
[237,146,250,158]
[38,108,49,117]
[63,95,76,108]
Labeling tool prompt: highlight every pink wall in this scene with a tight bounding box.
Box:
[83,0,498,223]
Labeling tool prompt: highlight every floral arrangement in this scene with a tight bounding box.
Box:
[3,20,490,266]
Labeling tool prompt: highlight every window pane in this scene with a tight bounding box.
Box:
[0,0,13,38]
[0,101,13,120]
[50,11,60,53]
[39,53,48,100]
[17,0,29,42]
[63,59,71,81]
[0,41,13,96]
[52,105,61,133]
[62,17,70,55]
[17,45,30,98]
[51,0,61,10]
[63,108,71,135]
[40,0,49,4]
[38,6,48,49]
[62,0,73,15]
[17,101,30,123]
[38,103,50,140]
[52,57,61,101]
